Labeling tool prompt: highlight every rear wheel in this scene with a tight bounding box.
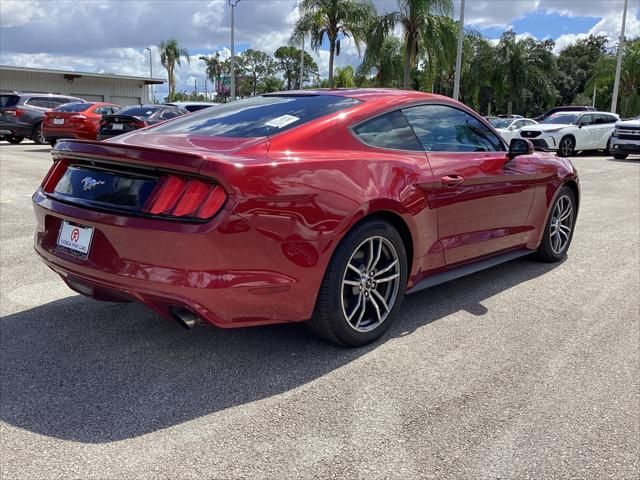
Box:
[557,136,575,157]
[31,122,46,145]
[307,219,407,347]
[6,135,24,144]
[535,186,576,262]
[612,153,628,160]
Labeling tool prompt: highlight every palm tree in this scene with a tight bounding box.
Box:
[200,52,224,94]
[357,36,404,87]
[158,38,190,100]
[291,0,376,87]
[368,0,454,88]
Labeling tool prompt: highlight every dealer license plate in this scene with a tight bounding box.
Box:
[57,221,94,259]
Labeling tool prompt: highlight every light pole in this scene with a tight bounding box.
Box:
[452,0,465,101]
[611,0,628,113]
[300,34,305,89]
[145,47,154,103]
[229,0,242,101]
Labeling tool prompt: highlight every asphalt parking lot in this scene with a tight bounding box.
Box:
[1,142,638,479]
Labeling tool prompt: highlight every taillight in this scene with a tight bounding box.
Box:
[132,120,147,129]
[70,114,87,122]
[143,175,227,220]
[41,160,69,193]
[5,109,24,117]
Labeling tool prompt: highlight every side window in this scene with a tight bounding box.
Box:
[94,106,106,115]
[111,105,122,114]
[579,114,593,125]
[512,120,525,129]
[352,110,422,151]
[25,97,50,108]
[603,115,618,124]
[403,104,504,152]
[160,109,180,120]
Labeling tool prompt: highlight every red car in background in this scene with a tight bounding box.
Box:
[33,89,579,347]
[43,102,121,144]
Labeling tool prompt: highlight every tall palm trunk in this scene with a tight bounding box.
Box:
[403,46,411,88]
[328,36,336,87]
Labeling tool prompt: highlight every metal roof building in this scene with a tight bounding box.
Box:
[0,65,165,106]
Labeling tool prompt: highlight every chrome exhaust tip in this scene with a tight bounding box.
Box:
[170,307,200,329]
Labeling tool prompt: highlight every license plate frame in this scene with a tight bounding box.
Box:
[56,221,94,259]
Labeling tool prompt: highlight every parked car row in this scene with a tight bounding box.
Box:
[0,92,216,145]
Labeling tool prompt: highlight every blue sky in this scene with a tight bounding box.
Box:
[0,0,638,100]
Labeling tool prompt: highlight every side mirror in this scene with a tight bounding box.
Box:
[507,138,534,159]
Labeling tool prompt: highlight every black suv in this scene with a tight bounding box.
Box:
[533,105,596,123]
[0,93,85,144]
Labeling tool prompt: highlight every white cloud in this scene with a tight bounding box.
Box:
[0,0,45,28]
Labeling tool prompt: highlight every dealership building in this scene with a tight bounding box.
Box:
[0,65,165,106]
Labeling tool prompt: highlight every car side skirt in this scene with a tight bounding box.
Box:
[406,248,533,295]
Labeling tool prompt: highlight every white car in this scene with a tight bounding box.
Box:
[609,115,640,160]
[489,117,539,143]
[519,111,619,157]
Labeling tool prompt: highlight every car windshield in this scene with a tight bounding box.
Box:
[118,106,163,118]
[151,94,361,138]
[55,102,92,112]
[542,113,579,125]
[489,119,512,128]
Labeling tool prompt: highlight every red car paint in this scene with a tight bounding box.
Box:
[32,89,579,328]
[43,102,120,141]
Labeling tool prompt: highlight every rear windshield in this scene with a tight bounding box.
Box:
[0,95,19,107]
[118,106,163,118]
[151,95,360,138]
[55,102,93,112]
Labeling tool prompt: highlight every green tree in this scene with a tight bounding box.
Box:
[367,0,454,89]
[554,35,608,106]
[239,49,277,96]
[459,31,497,111]
[199,52,224,95]
[291,0,375,87]
[334,65,355,87]
[158,38,190,101]
[357,34,403,87]
[274,46,320,90]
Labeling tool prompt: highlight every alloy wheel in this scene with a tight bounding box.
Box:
[341,236,401,333]
[560,138,574,157]
[549,195,573,254]
[38,123,46,144]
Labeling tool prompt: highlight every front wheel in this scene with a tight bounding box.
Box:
[535,186,576,262]
[557,136,575,157]
[612,153,628,160]
[307,219,407,347]
[5,135,24,144]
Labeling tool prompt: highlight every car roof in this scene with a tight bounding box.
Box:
[273,88,440,103]
[165,101,218,106]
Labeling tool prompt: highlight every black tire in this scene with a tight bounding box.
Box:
[612,153,628,160]
[31,122,46,144]
[557,136,575,157]
[534,186,576,263]
[48,139,57,146]
[307,219,408,347]
[6,135,24,144]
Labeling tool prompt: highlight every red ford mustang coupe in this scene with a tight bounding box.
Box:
[33,89,579,346]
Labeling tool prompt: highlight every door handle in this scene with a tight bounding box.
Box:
[441,175,465,187]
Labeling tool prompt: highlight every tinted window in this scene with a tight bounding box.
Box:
[160,109,181,120]
[0,95,19,107]
[118,106,163,118]
[353,111,422,151]
[152,95,360,138]
[25,97,51,108]
[185,104,215,112]
[403,104,504,152]
[50,97,78,108]
[579,114,594,125]
[55,102,93,112]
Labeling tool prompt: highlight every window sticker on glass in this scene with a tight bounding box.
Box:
[265,114,300,128]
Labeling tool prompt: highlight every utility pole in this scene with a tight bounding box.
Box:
[229,0,242,101]
[611,0,628,113]
[204,78,208,100]
[452,0,465,101]
[145,47,154,103]
[194,78,197,99]
[592,81,597,108]
[300,34,305,89]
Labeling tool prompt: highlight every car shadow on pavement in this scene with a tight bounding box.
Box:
[0,256,561,444]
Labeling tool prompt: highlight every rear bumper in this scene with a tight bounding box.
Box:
[0,122,32,137]
[32,190,329,328]
[43,127,95,142]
